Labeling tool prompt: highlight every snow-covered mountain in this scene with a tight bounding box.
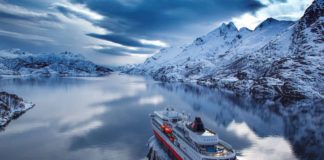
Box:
[0,49,112,77]
[0,92,34,127]
[122,0,324,101]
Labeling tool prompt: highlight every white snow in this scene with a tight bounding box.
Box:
[0,92,35,126]
[122,0,324,100]
[0,49,112,77]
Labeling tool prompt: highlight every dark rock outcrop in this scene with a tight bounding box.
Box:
[0,92,34,127]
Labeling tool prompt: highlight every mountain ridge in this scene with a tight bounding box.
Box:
[0,49,113,77]
[121,0,323,101]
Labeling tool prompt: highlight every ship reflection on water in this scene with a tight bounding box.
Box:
[0,74,322,160]
[145,84,323,160]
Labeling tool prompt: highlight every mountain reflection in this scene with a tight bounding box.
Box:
[149,82,323,160]
[0,74,322,160]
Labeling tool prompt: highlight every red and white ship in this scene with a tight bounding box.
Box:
[150,108,236,160]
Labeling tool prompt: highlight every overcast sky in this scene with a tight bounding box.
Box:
[0,0,312,66]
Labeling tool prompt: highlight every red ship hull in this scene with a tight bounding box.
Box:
[153,130,183,160]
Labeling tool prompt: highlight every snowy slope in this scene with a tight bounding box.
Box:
[251,0,324,100]
[122,0,323,100]
[0,49,112,77]
[125,19,293,80]
[0,92,34,127]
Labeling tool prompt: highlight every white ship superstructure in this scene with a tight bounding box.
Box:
[150,108,236,160]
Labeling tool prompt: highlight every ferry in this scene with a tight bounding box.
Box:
[150,108,236,160]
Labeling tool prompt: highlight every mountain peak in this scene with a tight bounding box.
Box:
[219,22,238,31]
[298,0,324,27]
[6,48,29,55]
[254,18,295,31]
[290,0,324,55]
[204,22,238,39]
[255,18,279,30]
[57,51,86,60]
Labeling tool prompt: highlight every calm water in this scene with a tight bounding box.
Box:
[0,73,322,160]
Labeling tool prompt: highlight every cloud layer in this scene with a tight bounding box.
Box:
[0,0,312,65]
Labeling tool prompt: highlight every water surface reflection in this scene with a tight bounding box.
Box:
[0,74,322,160]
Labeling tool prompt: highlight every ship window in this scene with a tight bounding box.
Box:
[198,144,226,153]
[152,119,160,126]
[206,146,217,152]
[171,118,180,123]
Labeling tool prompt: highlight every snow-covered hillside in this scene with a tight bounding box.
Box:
[0,92,34,127]
[0,49,112,77]
[122,0,324,101]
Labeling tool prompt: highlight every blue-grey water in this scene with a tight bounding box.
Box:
[0,73,322,160]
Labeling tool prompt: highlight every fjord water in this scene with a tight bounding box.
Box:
[0,73,322,160]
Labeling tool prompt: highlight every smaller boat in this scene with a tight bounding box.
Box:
[150,108,236,160]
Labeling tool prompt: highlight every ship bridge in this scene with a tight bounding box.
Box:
[185,117,219,145]
[153,108,183,123]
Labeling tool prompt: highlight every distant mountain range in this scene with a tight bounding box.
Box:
[0,49,112,77]
[121,0,324,101]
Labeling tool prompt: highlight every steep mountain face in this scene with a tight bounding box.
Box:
[0,92,34,127]
[123,0,323,101]
[0,49,112,77]
[255,0,324,100]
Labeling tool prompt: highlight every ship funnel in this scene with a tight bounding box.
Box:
[190,117,205,133]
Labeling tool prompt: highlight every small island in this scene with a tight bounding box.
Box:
[0,92,35,128]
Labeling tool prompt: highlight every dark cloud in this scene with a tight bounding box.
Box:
[87,33,160,48]
[0,0,266,61]
[95,46,155,56]
[65,0,265,56]
[53,3,102,22]
[73,0,265,37]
